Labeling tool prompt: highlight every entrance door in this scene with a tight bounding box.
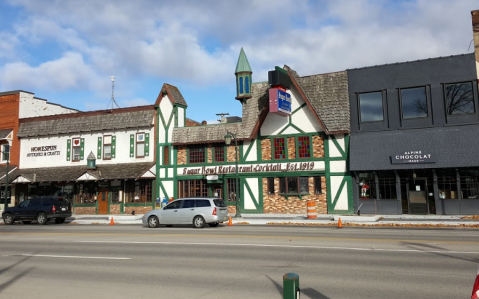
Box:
[212,185,222,199]
[98,189,109,215]
[408,178,428,215]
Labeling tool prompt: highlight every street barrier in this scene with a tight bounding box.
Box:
[307,201,317,219]
[283,273,300,299]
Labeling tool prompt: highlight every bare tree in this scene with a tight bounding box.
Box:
[446,83,474,115]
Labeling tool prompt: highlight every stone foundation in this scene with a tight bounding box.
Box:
[73,206,96,214]
[110,204,121,214]
[124,206,153,215]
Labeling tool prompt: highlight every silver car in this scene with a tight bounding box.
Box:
[142,197,229,228]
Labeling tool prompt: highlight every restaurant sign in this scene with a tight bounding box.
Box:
[26,145,61,157]
[269,87,292,117]
[179,161,324,176]
[390,151,435,164]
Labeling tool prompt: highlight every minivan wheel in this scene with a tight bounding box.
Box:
[37,213,48,225]
[208,222,219,227]
[55,218,65,224]
[193,216,205,228]
[3,213,14,225]
[148,216,159,228]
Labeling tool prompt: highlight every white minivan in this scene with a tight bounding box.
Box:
[142,197,229,228]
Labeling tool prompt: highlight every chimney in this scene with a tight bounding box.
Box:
[472,10,479,80]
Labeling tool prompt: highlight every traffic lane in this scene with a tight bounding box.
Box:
[0,237,475,299]
[0,225,478,253]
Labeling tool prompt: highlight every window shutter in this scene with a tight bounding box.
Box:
[130,134,134,157]
[112,135,116,158]
[145,133,150,156]
[67,139,71,161]
[80,138,85,160]
[97,137,102,159]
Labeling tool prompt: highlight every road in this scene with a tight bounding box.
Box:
[0,223,477,299]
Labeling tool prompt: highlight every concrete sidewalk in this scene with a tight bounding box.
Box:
[60,213,479,227]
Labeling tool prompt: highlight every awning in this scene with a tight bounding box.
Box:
[0,129,12,140]
[350,125,479,171]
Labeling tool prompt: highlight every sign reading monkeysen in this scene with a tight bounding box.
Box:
[27,145,61,157]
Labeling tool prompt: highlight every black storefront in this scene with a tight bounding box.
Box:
[348,53,479,215]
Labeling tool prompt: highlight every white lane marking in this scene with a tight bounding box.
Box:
[74,241,478,255]
[16,254,130,260]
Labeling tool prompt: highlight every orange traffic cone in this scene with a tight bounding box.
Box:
[338,217,342,228]
[110,217,115,225]
[228,216,233,226]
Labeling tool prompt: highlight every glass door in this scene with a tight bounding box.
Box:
[408,178,428,215]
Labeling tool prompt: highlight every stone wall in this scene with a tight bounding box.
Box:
[110,204,121,214]
[261,139,271,160]
[207,145,212,163]
[73,206,96,214]
[262,177,327,214]
[177,145,187,165]
[287,137,296,159]
[124,206,153,215]
[312,135,325,158]
[226,145,238,162]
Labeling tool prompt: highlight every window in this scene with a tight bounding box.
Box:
[314,177,322,194]
[437,170,458,199]
[72,138,81,161]
[460,170,479,199]
[196,200,211,207]
[227,178,237,202]
[164,146,169,165]
[377,173,397,199]
[125,181,152,203]
[178,180,208,198]
[136,133,145,158]
[182,199,195,208]
[189,146,205,164]
[445,82,474,115]
[165,200,182,209]
[279,177,309,194]
[1,143,10,162]
[214,146,224,162]
[401,87,428,119]
[298,136,310,158]
[359,91,383,122]
[274,138,286,160]
[75,183,96,204]
[358,173,376,200]
[103,135,112,160]
[239,77,244,94]
[245,77,250,93]
[267,177,274,194]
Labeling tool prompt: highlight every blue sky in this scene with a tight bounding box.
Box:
[0,0,477,123]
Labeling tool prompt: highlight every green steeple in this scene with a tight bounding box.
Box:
[235,48,253,102]
[235,48,252,73]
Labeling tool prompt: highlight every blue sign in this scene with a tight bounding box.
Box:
[269,88,292,116]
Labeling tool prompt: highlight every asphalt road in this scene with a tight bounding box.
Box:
[0,223,477,299]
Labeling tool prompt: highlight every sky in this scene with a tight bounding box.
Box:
[0,0,477,123]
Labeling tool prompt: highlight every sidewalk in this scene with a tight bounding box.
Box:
[60,213,479,227]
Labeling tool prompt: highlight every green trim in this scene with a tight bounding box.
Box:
[289,123,304,134]
[331,177,347,208]
[331,136,346,158]
[158,181,168,199]
[174,106,178,127]
[145,133,150,157]
[66,139,71,161]
[97,137,102,159]
[291,103,307,114]
[159,109,167,128]
[80,138,85,160]
[244,140,255,161]
[130,134,134,157]
[112,135,116,159]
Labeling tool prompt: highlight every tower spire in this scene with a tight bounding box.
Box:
[235,48,253,102]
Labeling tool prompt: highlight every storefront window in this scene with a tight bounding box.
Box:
[358,173,376,199]
[178,180,208,199]
[227,178,237,202]
[437,170,458,199]
[76,183,96,204]
[377,172,397,199]
[125,180,152,203]
[460,170,479,199]
[279,177,309,194]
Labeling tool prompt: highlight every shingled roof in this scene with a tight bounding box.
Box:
[17,106,155,138]
[285,66,350,133]
[171,82,269,145]
[0,165,17,184]
[8,162,155,183]
[0,129,12,139]
[156,83,188,107]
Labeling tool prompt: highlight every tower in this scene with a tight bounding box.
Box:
[235,48,253,102]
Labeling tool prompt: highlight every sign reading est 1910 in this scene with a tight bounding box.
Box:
[390,151,435,164]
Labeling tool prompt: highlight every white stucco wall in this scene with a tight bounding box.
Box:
[177,107,185,127]
[19,127,154,169]
[244,178,259,210]
[331,176,349,210]
[243,140,257,162]
[329,134,345,158]
[19,92,78,118]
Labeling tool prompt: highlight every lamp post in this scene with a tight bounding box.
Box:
[224,131,241,218]
[1,140,12,210]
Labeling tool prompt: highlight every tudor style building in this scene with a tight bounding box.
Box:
[156,49,353,215]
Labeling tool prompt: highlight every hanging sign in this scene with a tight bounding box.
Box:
[269,87,292,116]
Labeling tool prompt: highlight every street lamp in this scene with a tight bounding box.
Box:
[224,131,241,218]
[1,139,12,210]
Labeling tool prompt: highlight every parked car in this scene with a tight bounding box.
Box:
[142,197,228,228]
[2,197,72,225]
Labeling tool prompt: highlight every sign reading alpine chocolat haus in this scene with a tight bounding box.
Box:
[390,151,435,164]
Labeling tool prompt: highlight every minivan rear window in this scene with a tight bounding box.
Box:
[213,199,226,207]
[195,200,211,207]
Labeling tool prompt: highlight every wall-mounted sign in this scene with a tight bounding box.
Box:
[180,161,318,176]
[26,145,61,157]
[390,151,435,164]
[269,87,292,117]
[206,175,219,181]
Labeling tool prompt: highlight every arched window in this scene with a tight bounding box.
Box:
[245,77,250,93]
[239,77,244,94]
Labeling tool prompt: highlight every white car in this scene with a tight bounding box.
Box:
[142,197,229,228]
